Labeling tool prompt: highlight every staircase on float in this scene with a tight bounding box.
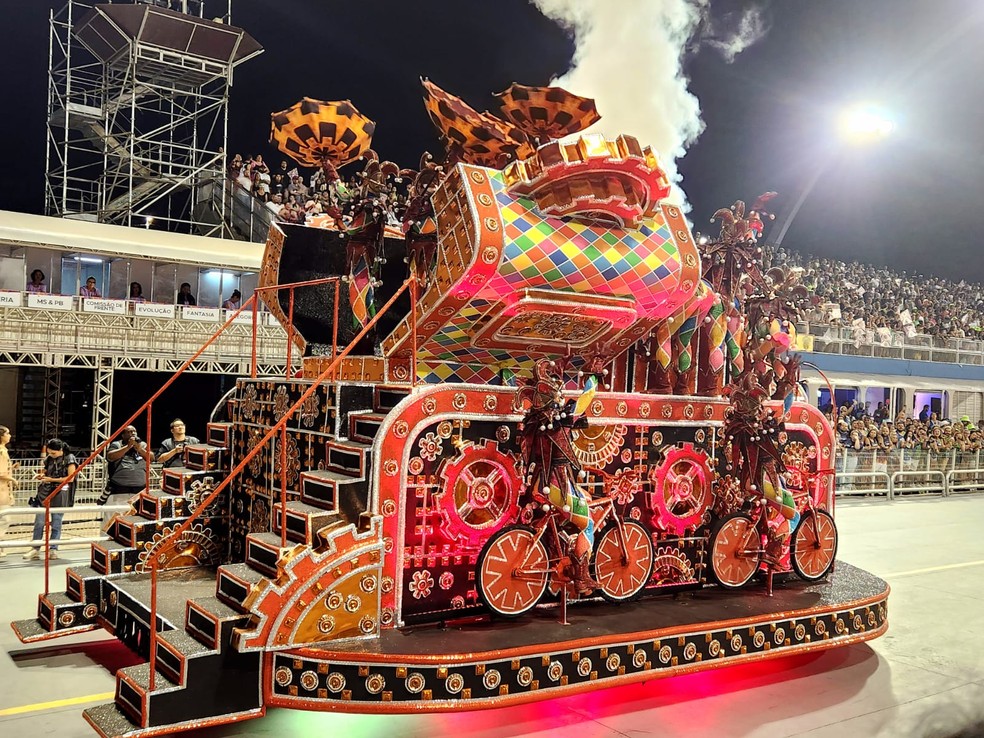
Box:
[13,384,405,737]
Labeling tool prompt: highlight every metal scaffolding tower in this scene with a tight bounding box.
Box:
[45,0,262,235]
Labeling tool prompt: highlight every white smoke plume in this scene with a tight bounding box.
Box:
[530,0,768,205]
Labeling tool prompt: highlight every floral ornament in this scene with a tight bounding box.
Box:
[410,569,434,599]
[300,392,321,428]
[609,468,640,506]
[241,383,259,421]
[247,430,265,477]
[712,474,745,517]
[273,385,290,420]
[418,432,444,461]
[274,433,301,487]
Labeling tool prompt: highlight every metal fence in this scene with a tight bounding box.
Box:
[0,459,162,551]
[835,448,984,499]
[799,321,984,365]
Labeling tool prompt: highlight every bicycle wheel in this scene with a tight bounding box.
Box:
[790,510,837,581]
[593,520,655,603]
[477,524,549,617]
[709,512,761,589]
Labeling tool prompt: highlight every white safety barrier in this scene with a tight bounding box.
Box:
[891,470,947,497]
[0,503,130,551]
[945,468,984,496]
[835,471,893,499]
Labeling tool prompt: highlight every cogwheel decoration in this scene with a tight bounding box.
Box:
[649,443,714,535]
[571,423,627,468]
[712,474,745,517]
[435,439,523,547]
[185,476,216,514]
[274,433,301,487]
[650,546,695,585]
[606,468,640,506]
[136,522,220,572]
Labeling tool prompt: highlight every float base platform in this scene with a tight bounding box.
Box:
[268,561,888,713]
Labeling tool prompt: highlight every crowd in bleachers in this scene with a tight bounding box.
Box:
[227,153,336,226]
[831,399,984,454]
[766,246,984,342]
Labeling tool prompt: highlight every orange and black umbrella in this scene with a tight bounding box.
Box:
[270,98,375,178]
[495,83,601,144]
[421,78,532,167]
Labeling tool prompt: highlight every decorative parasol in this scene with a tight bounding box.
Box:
[421,78,533,167]
[270,98,375,181]
[495,83,601,145]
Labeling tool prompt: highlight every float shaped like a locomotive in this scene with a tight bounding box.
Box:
[13,86,886,737]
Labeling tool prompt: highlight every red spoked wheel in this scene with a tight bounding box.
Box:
[477,525,550,617]
[709,512,761,589]
[593,520,654,603]
[791,510,838,581]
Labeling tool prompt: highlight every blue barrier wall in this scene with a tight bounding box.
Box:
[803,353,984,382]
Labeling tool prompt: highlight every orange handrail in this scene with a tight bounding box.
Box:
[39,277,341,594]
[145,276,417,689]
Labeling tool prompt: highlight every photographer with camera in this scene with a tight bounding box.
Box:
[98,425,154,524]
[156,419,199,470]
[22,439,76,561]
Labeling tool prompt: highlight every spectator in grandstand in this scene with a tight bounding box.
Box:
[266,193,284,216]
[873,402,889,424]
[98,426,154,524]
[272,161,290,195]
[156,418,199,470]
[176,282,196,306]
[222,289,241,310]
[287,174,309,203]
[228,153,244,179]
[129,282,147,303]
[0,426,16,559]
[79,276,101,299]
[919,404,930,422]
[27,269,47,294]
[22,439,76,561]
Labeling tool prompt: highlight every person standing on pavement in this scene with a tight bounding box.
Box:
[23,439,76,561]
[0,426,17,559]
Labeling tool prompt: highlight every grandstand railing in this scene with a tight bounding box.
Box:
[798,321,984,365]
[0,299,288,367]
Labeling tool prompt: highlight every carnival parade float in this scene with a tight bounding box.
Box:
[12,79,887,737]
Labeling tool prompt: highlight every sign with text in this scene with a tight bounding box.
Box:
[27,293,74,311]
[82,298,127,315]
[182,306,221,322]
[229,309,259,325]
[0,291,23,307]
[134,302,176,319]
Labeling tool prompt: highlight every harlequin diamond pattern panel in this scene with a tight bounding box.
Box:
[414,169,693,368]
[490,174,681,299]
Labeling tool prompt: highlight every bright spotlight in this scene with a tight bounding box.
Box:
[838,106,895,143]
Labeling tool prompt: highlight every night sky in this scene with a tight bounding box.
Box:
[2,0,983,281]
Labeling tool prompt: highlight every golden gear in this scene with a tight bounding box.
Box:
[649,443,714,535]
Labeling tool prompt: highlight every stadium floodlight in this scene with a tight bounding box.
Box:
[838,105,896,143]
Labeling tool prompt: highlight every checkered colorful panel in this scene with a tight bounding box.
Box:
[417,170,685,366]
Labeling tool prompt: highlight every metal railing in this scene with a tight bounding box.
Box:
[834,448,984,498]
[798,321,984,365]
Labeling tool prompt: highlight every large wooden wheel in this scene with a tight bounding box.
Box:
[791,510,837,581]
[477,525,549,617]
[593,520,654,602]
[709,512,761,589]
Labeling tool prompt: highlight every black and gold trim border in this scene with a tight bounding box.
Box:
[265,590,887,712]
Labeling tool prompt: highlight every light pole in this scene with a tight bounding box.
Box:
[767,105,895,249]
